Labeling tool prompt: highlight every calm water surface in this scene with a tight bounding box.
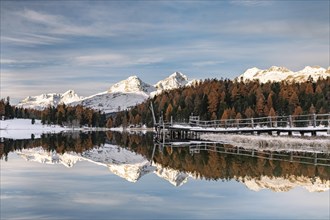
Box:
[1,132,329,219]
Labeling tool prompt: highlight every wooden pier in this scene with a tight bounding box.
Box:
[154,113,330,142]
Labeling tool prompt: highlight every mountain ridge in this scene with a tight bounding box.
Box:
[17,72,192,113]
[16,66,329,112]
[237,65,330,83]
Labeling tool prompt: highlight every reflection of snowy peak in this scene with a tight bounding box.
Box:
[81,145,155,182]
[17,90,83,110]
[240,175,330,192]
[154,163,189,186]
[17,147,82,168]
[155,72,189,91]
[237,65,330,83]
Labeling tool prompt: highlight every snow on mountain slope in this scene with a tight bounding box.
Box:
[108,75,156,94]
[154,72,189,91]
[71,76,154,113]
[16,90,83,110]
[237,66,330,83]
[16,72,196,113]
[73,91,150,113]
[73,73,194,113]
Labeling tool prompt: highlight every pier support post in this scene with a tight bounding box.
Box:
[288,115,293,128]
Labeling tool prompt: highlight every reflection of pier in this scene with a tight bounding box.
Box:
[154,113,330,142]
[153,143,330,167]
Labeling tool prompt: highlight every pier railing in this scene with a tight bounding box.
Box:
[188,113,330,129]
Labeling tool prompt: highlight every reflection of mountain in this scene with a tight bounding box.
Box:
[15,145,188,186]
[239,175,330,193]
[17,147,82,168]
[15,144,330,192]
[81,145,155,182]
[6,131,330,192]
[154,163,189,187]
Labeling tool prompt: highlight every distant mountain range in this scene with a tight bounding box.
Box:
[16,66,330,113]
[16,72,194,113]
[237,65,330,83]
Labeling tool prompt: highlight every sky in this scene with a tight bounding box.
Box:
[1,0,329,104]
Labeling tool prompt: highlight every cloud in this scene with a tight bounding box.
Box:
[192,61,225,67]
[74,53,163,67]
[19,9,101,37]
[230,0,273,7]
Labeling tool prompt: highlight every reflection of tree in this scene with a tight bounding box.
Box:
[2,131,329,182]
[1,132,106,161]
[103,132,330,182]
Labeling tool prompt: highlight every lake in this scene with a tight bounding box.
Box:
[1,131,329,219]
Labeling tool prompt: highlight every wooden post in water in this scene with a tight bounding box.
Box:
[288,115,293,128]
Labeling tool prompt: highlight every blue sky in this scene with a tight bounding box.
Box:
[1,0,329,103]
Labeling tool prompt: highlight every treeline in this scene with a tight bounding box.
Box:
[110,77,330,127]
[0,97,107,127]
[0,132,106,161]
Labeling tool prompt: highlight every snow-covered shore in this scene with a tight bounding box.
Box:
[0,119,71,139]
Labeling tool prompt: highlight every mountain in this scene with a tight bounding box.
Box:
[15,72,195,113]
[109,75,156,94]
[154,72,189,91]
[72,76,155,113]
[16,90,83,110]
[72,73,192,113]
[237,65,330,83]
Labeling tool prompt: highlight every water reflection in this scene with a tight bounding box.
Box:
[1,131,329,192]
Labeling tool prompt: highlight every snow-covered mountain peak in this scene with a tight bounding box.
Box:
[299,65,326,74]
[267,66,291,73]
[237,65,329,83]
[108,76,156,94]
[169,71,188,79]
[17,90,83,110]
[240,67,261,79]
[154,72,189,91]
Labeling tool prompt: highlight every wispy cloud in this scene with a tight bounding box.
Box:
[1,34,63,46]
[74,53,163,67]
[230,0,273,7]
[192,61,225,67]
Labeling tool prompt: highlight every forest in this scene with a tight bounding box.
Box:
[110,77,330,127]
[1,77,329,128]
[0,97,107,127]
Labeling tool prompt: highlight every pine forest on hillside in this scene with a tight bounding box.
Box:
[1,77,329,128]
[110,77,330,128]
